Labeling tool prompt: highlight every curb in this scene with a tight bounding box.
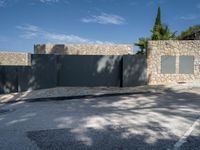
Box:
[1,91,159,104]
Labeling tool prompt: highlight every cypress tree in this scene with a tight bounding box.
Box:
[152,7,162,40]
[153,7,161,33]
[135,6,176,54]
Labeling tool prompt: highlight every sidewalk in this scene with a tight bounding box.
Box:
[0,86,161,103]
[0,82,200,103]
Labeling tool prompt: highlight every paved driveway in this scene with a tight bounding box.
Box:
[0,88,200,150]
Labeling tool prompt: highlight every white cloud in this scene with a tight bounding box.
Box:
[82,13,126,25]
[45,33,89,43]
[0,0,68,7]
[180,14,199,20]
[39,0,60,3]
[0,0,20,7]
[17,24,114,44]
[0,0,6,7]
[38,0,70,4]
[16,24,41,39]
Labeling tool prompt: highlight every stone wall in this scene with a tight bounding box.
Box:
[147,40,200,85]
[34,44,133,55]
[0,52,31,66]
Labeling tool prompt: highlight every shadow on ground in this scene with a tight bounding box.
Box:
[27,125,178,150]
[0,87,200,150]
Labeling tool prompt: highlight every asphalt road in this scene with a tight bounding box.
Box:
[0,88,199,150]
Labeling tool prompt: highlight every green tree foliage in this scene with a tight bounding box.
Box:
[151,7,176,40]
[151,24,176,40]
[178,25,200,40]
[34,44,41,54]
[135,7,176,54]
[134,38,149,54]
[152,7,162,39]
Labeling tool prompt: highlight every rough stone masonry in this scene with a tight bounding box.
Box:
[1,41,200,86]
[0,52,31,66]
[0,44,133,65]
[34,44,133,55]
[147,40,200,85]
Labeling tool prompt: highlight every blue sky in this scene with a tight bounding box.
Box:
[0,0,200,53]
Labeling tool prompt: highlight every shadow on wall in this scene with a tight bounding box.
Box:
[50,45,67,55]
[123,55,147,87]
[1,55,123,94]
[0,67,18,94]
[96,56,121,73]
[18,55,57,92]
[0,54,147,94]
[58,55,122,87]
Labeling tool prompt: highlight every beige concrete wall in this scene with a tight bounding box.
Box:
[0,52,31,66]
[147,40,200,85]
[34,44,133,55]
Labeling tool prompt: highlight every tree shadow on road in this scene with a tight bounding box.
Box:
[0,86,200,150]
[27,125,179,150]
